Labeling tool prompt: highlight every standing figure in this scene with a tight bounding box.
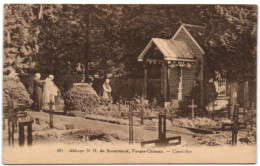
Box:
[33,73,45,111]
[102,78,112,102]
[42,75,60,111]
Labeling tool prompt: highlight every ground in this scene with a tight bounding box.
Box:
[2,110,256,147]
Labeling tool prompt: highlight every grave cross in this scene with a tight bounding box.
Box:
[120,101,138,144]
[141,112,181,147]
[48,95,55,129]
[136,98,149,125]
[188,99,197,120]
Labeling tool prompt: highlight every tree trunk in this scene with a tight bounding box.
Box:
[84,6,91,82]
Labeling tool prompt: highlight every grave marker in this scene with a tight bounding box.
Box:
[141,112,181,147]
[188,99,197,120]
[48,94,55,129]
[232,104,239,146]
[120,101,137,145]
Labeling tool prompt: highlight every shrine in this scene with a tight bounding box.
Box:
[138,24,205,108]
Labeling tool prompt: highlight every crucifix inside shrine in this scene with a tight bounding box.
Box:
[138,24,205,108]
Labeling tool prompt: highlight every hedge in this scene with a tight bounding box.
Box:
[3,76,33,109]
[64,83,100,113]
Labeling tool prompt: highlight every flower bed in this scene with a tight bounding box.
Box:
[172,117,232,129]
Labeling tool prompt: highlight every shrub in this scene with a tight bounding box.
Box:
[64,83,100,113]
[3,76,33,109]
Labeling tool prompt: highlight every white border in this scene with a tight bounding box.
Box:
[0,2,259,166]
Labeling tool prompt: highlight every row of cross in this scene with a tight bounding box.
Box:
[121,99,182,147]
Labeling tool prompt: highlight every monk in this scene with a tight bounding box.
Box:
[33,73,45,111]
[42,74,59,111]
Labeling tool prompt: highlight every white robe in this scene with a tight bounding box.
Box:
[42,78,59,110]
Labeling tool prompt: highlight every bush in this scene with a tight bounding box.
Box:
[3,76,33,109]
[64,83,100,113]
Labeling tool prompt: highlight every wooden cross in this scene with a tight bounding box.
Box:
[141,112,181,147]
[188,99,197,120]
[136,99,149,125]
[48,95,55,129]
[121,102,137,144]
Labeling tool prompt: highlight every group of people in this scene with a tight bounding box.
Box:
[33,73,60,112]
[32,72,113,111]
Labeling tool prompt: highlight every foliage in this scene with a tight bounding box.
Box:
[4,5,256,81]
[3,76,33,108]
[203,81,218,106]
[64,83,100,113]
[204,5,257,80]
[4,4,39,74]
[190,80,201,108]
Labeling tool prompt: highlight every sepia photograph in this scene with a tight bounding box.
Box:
[2,4,257,164]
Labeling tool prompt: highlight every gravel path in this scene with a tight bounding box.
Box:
[3,111,195,146]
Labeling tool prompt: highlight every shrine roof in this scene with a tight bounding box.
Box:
[138,38,195,62]
[138,23,206,63]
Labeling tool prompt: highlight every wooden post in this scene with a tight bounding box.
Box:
[178,67,183,100]
[167,66,170,101]
[158,114,162,140]
[163,114,166,140]
[11,119,14,146]
[144,64,147,99]
[251,102,254,131]
[8,119,11,146]
[158,113,167,146]
[140,107,144,125]
[48,95,55,129]
[129,102,133,145]
[232,104,239,146]
[188,99,197,120]
[19,123,25,146]
[27,122,33,146]
[228,98,231,119]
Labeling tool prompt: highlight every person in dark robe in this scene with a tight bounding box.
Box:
[33,73,45,111]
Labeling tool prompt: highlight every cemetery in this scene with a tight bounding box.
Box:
[3,5,256,149]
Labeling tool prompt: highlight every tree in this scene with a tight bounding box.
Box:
[4,4,39,74]
[204,5,257,81]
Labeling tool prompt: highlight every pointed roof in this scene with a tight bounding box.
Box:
[138,24,205,62]
[171,24,205,54]
[138,38,195,62]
